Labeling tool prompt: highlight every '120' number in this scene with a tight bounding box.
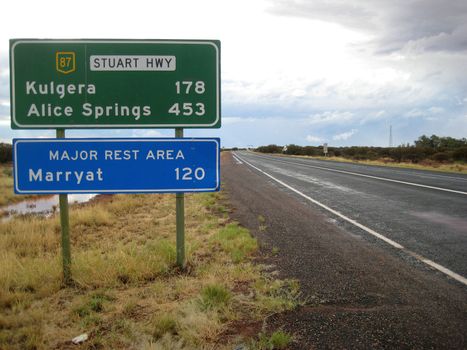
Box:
[175,167,206,181]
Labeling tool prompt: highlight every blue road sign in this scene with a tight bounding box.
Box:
[13,138,220,194]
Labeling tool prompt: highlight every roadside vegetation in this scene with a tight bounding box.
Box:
[256,135,467,173]
[0,143,12,164]
[0,164,16,206]
[0,163,41,207]
[0,184,300,348]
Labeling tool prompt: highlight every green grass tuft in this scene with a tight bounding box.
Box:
[269,330,292,348]
[73,292,115,317]
[151,313,179,340]
[253,330,293,349]
[212,223,257,263]
[199,284,231,310]
[254,278,302,313]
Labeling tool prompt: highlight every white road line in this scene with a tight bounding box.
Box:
[232,154,243,164]
[234,152,467,287]
[248,153,467,196]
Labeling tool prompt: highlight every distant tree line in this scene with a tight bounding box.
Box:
[256,135,467,163]
[221,147,247,152]
[0,143,12,163]
[1,135,466,164]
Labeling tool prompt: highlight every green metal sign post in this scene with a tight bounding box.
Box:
[56,129,72,285]
[175,128,185,268]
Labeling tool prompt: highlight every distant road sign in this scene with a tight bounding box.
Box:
[10,39,220,129]
[14,138,220,194]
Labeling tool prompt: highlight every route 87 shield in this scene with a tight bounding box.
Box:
[56,51,76,74]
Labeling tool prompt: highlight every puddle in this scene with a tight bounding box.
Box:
[1,194,96,221]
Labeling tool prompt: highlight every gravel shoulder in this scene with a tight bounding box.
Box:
[222,152,467,349]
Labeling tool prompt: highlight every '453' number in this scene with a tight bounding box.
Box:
[168,103,205,116]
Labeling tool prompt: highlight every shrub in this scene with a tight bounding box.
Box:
[453,147,467,161]
[256,145,283,154]
[0,143,13,163]
[432,152,451,162]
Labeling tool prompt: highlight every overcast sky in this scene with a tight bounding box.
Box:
[1,0,466,147]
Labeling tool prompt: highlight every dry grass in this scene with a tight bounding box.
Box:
[0,164,41,207]
[0,191,301,349]
[277,154,467,174]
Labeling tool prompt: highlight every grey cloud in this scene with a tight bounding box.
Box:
[268,0,467,53]
[404,23,467,53]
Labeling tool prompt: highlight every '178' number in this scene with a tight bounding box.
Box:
[175,81,205,94]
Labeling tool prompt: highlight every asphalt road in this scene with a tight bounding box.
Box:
[233,151,467,282]
[223,151,467,348]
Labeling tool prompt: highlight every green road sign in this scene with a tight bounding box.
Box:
[10,39,220,129]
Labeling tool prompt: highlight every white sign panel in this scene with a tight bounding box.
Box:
[90,55,176,71]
